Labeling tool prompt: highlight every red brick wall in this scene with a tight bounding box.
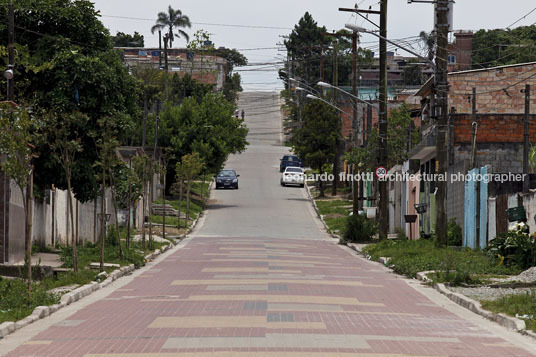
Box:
[449,63,536,114]
[453,114,536,143]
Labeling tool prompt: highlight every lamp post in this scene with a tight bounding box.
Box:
[305,94,352,117]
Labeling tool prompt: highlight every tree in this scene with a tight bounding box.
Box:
[176,153,204,224]
[0,105,35,298]
[113,31,145,47]
[151,5,191,47]
[419,31,436,62]
[284,12,330,84]
[41,111,89,273]
[346,103,419,170]
[133,154,152,249]
[292,100,339,197]
[472,26,536,68]
[155,93,248,184]
[0,1,140,204]
[402,60,425,86]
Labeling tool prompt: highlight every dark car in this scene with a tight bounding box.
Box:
[215,169,239,189]
[279,155,304,172]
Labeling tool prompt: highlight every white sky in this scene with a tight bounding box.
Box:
[91,0,536,91]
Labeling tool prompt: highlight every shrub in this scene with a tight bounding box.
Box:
[486,231,536,269]
[447,218,462,246]
[343,214,377,243]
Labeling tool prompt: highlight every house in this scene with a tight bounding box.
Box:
[116,47,228,90]
[402,61,536,243]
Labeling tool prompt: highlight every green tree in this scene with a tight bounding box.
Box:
[472,26,536,68]
[292,100,339,197]
[402,60,424,86]
[284,12,330,84]
[0,105,35,298]
[0,0,140,203]
[151,5,191,47]
[40,111,90,273]
[113,31,145,47]
[346,103,419,170]
[176,153,204,223]
[156,93,248,182]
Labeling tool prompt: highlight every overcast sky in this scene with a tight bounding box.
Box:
[91,0,536,91]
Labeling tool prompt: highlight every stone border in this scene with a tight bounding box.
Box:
[346,243,536,339]
[304,181,342,240]
[0,188,213,340]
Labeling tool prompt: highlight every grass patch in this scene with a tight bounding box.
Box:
[363,239,520,284]
[315,200,352,234]
[0,278,59,324]
[481,292,536,332]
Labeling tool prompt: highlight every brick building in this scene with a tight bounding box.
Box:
[406,61,536,240]
[448,31,473,72]
[116,47,228,90]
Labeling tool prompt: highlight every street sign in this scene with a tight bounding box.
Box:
[375,166,387,180]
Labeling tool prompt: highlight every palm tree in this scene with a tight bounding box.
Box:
[151,6,191,47]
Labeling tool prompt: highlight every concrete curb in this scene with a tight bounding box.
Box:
[0,250,159,338]
[414,271,528,333]
[304,182,342,240]
[0,181,210,339]
[345,244,535,338]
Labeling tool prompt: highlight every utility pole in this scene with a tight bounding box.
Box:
[523,84,531,193]
[470,87,477,169]
[7,2,15,101]
[378,0,389,240]
[434,0,450,245]
[351,32,360,214]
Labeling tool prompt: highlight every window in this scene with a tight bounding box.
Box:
[448,55,456,64]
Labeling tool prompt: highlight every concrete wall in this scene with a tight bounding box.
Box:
[8,180,25,264]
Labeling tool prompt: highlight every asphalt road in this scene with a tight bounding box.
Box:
[199,91,327,240]
[2,92,536,356]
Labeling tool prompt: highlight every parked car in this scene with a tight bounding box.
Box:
[280,166,305,187]
[279,155,304,172]
[215,169,239,189]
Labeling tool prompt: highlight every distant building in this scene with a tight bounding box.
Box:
[116,47,228,90]
[447,31,473,72]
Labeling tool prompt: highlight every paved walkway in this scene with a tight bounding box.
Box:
[4,233,536,356]
[2,92,536,356]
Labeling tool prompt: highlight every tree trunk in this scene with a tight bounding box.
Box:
[177,179,183,229]
[100,169,105,272]
[149,171,153,250]
[110,176,124,259]
[66,175,78,273]
[142,172,147,249]
[93,198,97,243]
[186,180,191,224]
[318,169,325,197]
[127,158,132,249]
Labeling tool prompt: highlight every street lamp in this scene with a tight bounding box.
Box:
[345,24,435,70]
[306,94,352,117]
[317,81,379,112]
[290,78,321,96]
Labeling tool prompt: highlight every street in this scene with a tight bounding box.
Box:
[1,92,535,356]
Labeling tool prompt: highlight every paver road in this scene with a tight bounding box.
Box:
[2,92,536,356]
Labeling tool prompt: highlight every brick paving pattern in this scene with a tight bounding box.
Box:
[6,236,535,356]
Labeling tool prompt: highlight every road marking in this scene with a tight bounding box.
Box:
[202,267,302,273]
[148,316,326,329]
[142,294,384,306]
[171,279,383,288]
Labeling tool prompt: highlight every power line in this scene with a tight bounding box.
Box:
[100,14,292,31]
[507,6,536,29]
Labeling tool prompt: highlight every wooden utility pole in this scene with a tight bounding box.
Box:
[435,0,450,245]
[7,3,14,101]
[523,84,531,193]
[351,32,360,214]
[378,0,389,240]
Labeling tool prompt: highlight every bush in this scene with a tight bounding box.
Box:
[342,214,377,243]
[486,231,536,269]
[447,218,462,246]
